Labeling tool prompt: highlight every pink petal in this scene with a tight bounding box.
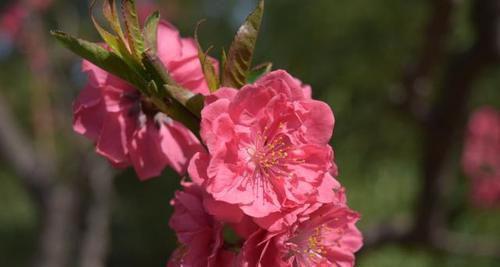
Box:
[160,119,204,175]
[203,195,244,223]
[188,152,210,185]
[200,99,232,150]
[316,173,340,204]
[96,111,134,166]
[205,87,238,105]
[296,99,335,144]
[73,84,104,141]
[157,21,183,65]
[128,121,169,180]
[255,70,306,101]
[82,60,109,87]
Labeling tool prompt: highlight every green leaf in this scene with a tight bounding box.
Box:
[195,20,219,92]
[146,80,159,95]
[121,0,145,59]
[143,11,160,54]
[142,51,204,118]
[165,85,205,118]
[222,0,264,88]
[220,49,227,84]
[90,0,131,59]
[51,30,146,89]
[163,84,195,107]
[150,94,201,135]
[141,51,177,92]
[247,62,272,83]
[185,94,205,118]
[102,0,127,45]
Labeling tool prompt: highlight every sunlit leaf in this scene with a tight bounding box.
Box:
[185,94,205,118]
[222,0,264,88]
[51,31,146,89]
[102,0,127,45]
[165,85,205,118]
[142,51,204,119]
[221,48,227,84]
[121,0,145,58]
[141,50,177,93]
[143,11,160,54]
[90,0,131,59]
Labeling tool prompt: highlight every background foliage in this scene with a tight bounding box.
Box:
[1,0,499,266]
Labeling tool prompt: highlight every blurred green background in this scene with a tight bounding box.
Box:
[1,0,500,266]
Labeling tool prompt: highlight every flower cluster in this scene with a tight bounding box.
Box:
[165,69,362,267]
[462,107,500,208]
[66,1,362,265]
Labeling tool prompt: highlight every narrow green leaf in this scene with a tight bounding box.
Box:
[90,0,130,59]
[121,0,145,58]
[165,85,205,118]
[222,0,264,88]
[143,11,160,54]
[142,53,196,109]
[195,20,219,92]
[150,95,201,135]
[220,49,227,85]
[185,94,205,118]
[247,62,272,83]
[141,51,177,91]
[146,80,159,95]
[141,55,201,132]
[142,51,204,118]
[102,0,127,46]
[51,30,146,89]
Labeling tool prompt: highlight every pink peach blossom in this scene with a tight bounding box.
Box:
[236,204,362,267]
[463,107,500,207]
[463,107,500,180]
[74,21,214,180]
[168,182,236,267]
[194,70,338,218]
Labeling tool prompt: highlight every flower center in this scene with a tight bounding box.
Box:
[245,124,307,181]
[252,135,289,169]
[124,91,160,118]
[245,123,297,179]
[284,223,348,266]
[302,226,328,261]
[124,91,169,128]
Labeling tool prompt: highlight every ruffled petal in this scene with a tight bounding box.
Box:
[73,84,104,141]
[160,118,204,175]
[157,21,183,65]
[96,111,135,166]
[128,121,169,180]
